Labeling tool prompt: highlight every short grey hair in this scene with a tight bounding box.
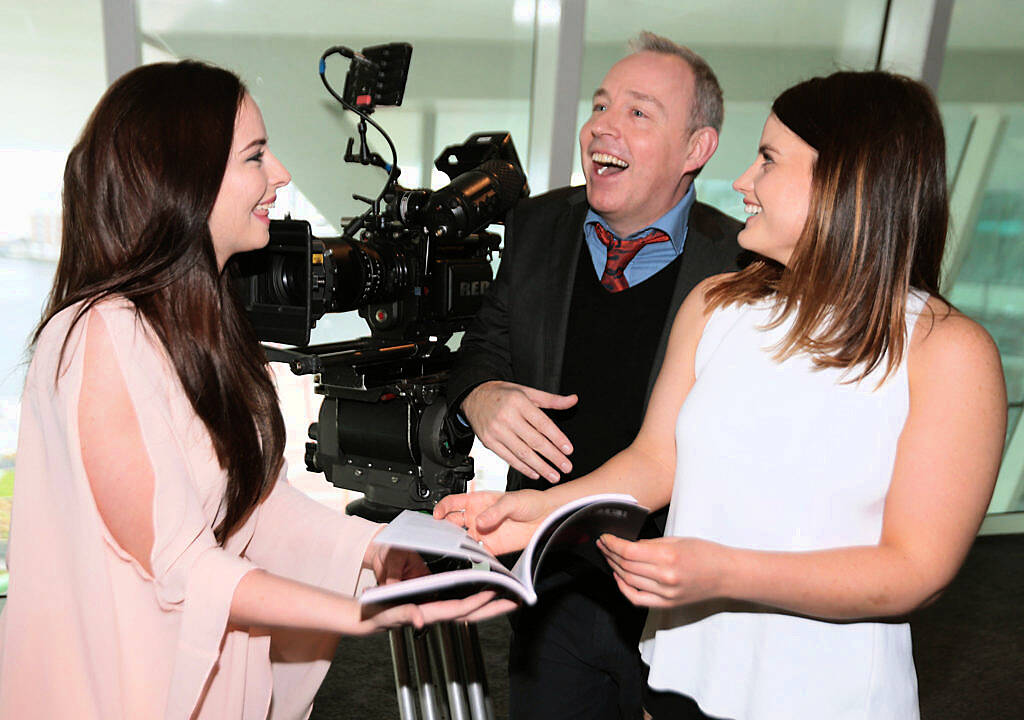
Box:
[629,30,724,133]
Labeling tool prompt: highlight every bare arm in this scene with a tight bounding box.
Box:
[600,301,1007,619]
[228,569,510,635]
[436,276,722,553]
[79,311,156,573]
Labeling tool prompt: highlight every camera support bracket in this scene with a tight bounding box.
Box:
[268,338,475,518]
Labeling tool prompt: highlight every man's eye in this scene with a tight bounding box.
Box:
[593,103,607,112]
[632,109,645,118]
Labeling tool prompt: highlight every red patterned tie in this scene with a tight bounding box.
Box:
[594,224,671,292]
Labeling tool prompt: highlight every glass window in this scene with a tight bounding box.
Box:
[939,1,1024,515]
[139,0,533,223]
[0,0,108,596]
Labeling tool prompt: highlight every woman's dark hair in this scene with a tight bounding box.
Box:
[37,60,285,543]
[706,71,949,382]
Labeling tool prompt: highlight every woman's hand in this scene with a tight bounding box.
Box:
[350,590,518,635]
[598,534,729,608]
[433,489,554,556]
[364,543,429,586]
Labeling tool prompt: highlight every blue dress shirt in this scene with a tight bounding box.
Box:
[584,183,695,288]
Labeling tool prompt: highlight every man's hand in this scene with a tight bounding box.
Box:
[461,380,578,482]
[434,489,555,557]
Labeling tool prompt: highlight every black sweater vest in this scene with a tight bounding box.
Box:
[522,241,682,490]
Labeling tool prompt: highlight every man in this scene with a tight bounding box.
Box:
[447,32,744,720]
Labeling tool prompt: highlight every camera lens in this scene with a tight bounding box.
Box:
[267,253,306,307]
[322,237,404,312]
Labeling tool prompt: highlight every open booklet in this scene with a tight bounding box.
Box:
[359,493,649,606]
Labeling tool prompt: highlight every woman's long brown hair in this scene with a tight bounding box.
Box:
[706,71,949,383]
[36,61,285,543]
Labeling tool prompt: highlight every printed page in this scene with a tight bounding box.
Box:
[372,509,516,578]
[363,494,648,606]
[359,568,537,606]
[510,493,647,586]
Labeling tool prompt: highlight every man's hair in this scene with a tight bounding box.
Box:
[629,30,724,133]
[705,71,949,384]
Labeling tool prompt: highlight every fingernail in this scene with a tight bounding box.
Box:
[560,463,571,472]
[562,445,572,453]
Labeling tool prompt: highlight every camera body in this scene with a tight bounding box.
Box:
[230,42,528,517]
[233,130,526,348]
[232,213,499,348]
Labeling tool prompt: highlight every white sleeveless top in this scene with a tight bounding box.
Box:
[639,291,929,720]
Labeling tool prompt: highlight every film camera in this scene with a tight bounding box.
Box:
[230,43,528,520]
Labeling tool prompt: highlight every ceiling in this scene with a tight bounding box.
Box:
[134,0,1024,50]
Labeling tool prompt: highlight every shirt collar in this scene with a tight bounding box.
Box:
[585,183,695,253]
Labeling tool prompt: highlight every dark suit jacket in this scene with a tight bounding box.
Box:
[449,184,745,492]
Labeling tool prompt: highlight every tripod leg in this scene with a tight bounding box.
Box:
[457,623,495,720]
[389,628,419,720]
[410,627,443,720]
[434,623,471,720]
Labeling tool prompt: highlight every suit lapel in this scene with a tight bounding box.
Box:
[644,202,720,399]
[541,196,589,391]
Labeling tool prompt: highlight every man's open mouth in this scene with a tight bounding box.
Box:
[592,152,629,176]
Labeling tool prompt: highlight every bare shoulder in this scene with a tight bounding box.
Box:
[670,273,735,339]
[680,272,738,315]
[660,273,742,369]
[909,295,1005,395]
[698,271,739,295]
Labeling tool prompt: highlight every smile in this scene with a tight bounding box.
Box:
[254,200,275,215]
[744,203,762,215]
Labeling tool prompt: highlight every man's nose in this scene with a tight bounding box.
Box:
[589,111,619,138]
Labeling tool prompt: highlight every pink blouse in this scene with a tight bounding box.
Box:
[0,299,380,719]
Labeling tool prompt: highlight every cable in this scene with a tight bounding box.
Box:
[318,47,402,237]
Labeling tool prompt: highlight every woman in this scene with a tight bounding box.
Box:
[0,61,510,719]
[436,71,1006,719]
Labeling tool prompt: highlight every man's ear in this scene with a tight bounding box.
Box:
[682,127,719,176]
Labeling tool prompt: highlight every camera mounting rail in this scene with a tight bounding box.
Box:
[265,338,474,521]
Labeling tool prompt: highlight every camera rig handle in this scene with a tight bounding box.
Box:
[343,117,392,173]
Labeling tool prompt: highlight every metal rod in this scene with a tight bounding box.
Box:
[435,623,470,720]
[389,628,419,720]
[459,623,495,720]
[410,628,442,720]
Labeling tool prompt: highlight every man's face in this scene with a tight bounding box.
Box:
[579,51,699,237]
